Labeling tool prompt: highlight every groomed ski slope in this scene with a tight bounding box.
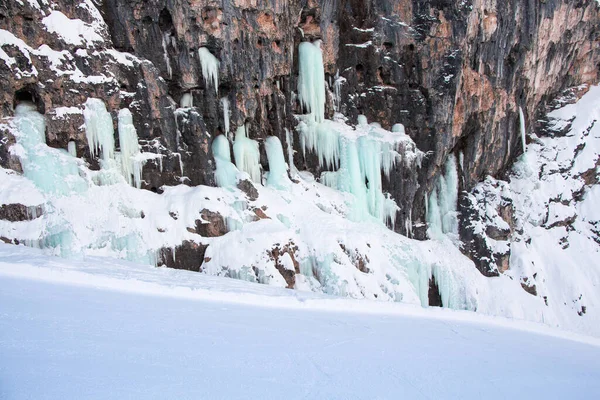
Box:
[1,243,599,400]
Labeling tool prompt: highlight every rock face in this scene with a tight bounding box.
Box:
[0,1,599,241]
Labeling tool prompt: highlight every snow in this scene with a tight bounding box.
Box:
[41,11,104,47]
[0,244,599,399]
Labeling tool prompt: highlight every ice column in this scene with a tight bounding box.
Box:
[84,98,115,162]
[67,141,77,157]
[519,106,527,153]
[221,97,230,138]
[212,134,239,188]
[198,47,219,94]
[233,125,261,183]
[426,154,459,238]
[265,136,291,189]
[297,40,325,123]
[118,109,144,188]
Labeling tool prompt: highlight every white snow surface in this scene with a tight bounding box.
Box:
[41,10,104,47]
[0,243,599,399]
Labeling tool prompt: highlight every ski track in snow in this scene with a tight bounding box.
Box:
[1,244,600,399]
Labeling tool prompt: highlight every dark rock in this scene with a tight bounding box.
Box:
[158,240,208,272]
[268,242,300,289]
[428,276,443,307]
[194,209,227,237]
[237,179,258,201]
[0,204,43,222]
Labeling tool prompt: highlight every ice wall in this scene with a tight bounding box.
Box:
[198,47,219,94]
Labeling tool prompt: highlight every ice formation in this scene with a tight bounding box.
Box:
[295,37,422,228]
[297,40,325,123]
[233,125,261,183]
[117,108,144,188]
[67,140,77,157]
[426,153,459,238]
[265,136,291,189]
[198,47,219,94]
[180,93,193,108]
[221,97,230,138]
[13,103,87,195]
[519,106,527,153]
[83,98,115,162]
[212,134,238,188]
[162,33,173,79]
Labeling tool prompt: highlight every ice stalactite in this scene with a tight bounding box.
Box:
[221,97,230,139]
[212,134,239,188]
[233,125,261,184]
[162,33,173,79]
[426,153,459,239]
[117,109,144,188]
[265,136,291,190]
[332,70,346,113]
[285,128,297,175]
[84,98,115,162]
[198,47,219,94]
[519,106,527,153]
[13,103,87,195]
[297,40,325,123]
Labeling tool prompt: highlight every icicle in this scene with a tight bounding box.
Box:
[198,47,219,94]
[118,108,144,188]
[297,40,325,123]
[233,126,261,183]
[519,106,527,153]
[162,32,173,79]
[67,141,77,157]
[221,97,230,138]
[357,115,368,126]
[332,70,344,112]
[180,93,193,108]
[83,98,115,162]
[212,134,238,188]
[285,128,297,175]
[265,136,291,189]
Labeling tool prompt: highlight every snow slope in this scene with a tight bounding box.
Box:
[0,244,599,400]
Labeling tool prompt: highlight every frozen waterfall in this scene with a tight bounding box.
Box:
[233,125,261,184]
[426,154,459,239]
